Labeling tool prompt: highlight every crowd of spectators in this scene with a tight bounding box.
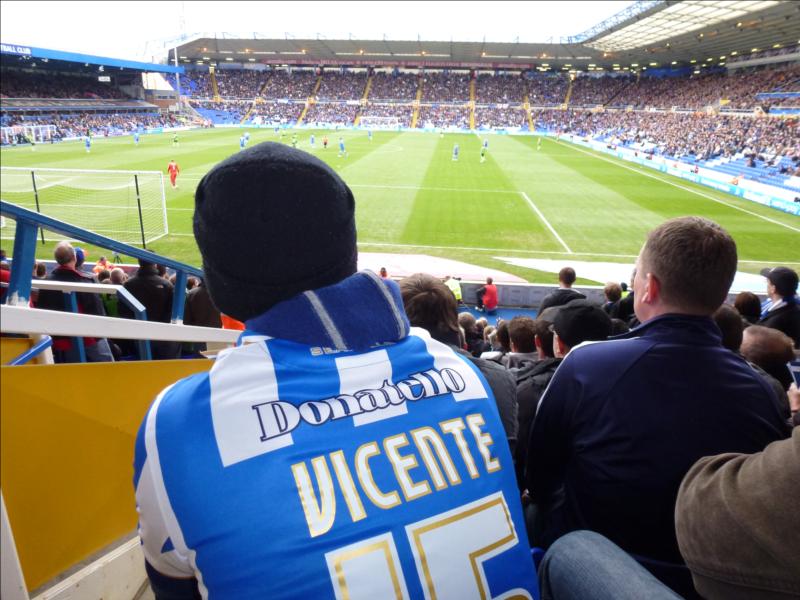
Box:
[421,72,471,102]
[728,43,799,64]
[418,104,470,128]
[1,70,128,99]
[159,65,799,119]
[475,106,527,128]
[246,102,304,124]
[609,65,800,110]
[358,103,413,127]
[368,72,419,101]
[526,74,570,106]
[534,109,798,165]
[569,74,634,107]
[316,72,367,100]
[261,70,317,100]
[189,99,251,123]
[168,71,212,97]
[2,111,179,139]
[303,102,359,125]
[476,73,527,104]
[215,70,266,98]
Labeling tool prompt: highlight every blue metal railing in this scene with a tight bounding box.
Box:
[7,335,52,366]
[0,200,201,325]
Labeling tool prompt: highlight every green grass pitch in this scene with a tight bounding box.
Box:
[1,128,798,283]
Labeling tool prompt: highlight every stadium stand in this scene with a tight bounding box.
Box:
[476,73,528,104]
[421,72,471,102]
[303,102,359,125]
[316,71,367,100]
[526,74,570,106]
[368,71,419,101]
[261,69,317,100]
[246,101,304,125]
[3,3,800,595]
[357,102,414,127]
[188,99,250,124]
[532,109,799,187]
[417,104,471,129]
[214,69,266,98]
[475,106,527,129]
[0,70,127,99]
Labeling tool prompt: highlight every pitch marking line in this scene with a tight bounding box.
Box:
[519,192,573,254]
[556,139,800,234]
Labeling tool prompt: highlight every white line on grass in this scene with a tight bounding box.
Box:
[519,192,573,254]
[151,234,800,264]
[556,140,800,234]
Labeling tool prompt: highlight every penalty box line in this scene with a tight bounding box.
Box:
[519,192,573,254]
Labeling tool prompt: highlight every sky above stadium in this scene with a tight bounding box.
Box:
[2,0,636,62]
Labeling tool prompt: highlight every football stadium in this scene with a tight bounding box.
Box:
[1,1,799,599]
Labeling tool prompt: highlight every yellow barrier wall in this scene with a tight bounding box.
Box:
[1,359,214,591]
[1,337,33,364]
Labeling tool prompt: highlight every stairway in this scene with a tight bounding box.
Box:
[296,75,322,127]
[469,79,476,130]
[240,75,271,124]
[362,74,373,102]
[410,77,423,129]
[562,78,573,109]
[210,70,220,101]
[296,102,310,126]
[354,74,373,127]
[524,94,534,131]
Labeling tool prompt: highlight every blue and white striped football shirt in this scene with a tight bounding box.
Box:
[134,273,538,599]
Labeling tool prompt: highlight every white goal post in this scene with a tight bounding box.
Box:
[1,124,57,145]
[0,167,168,246]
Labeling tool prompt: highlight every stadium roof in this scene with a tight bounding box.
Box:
[579,0,795,53]
[0,43,183,74]
[169,0,799,72]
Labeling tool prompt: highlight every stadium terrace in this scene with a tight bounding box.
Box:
[1,1,800,599]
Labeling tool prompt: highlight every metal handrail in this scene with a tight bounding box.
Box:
[1,305,240,345]
[7,335,52,366]
[1,200,200,326]
[3,280,153,360]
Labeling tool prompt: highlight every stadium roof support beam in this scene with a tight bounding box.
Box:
[581,0,783,52]
[567,0,665,44]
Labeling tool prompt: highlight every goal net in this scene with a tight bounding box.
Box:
[359,116,402,129]
[0,167,168,245]
[1,125,57,145]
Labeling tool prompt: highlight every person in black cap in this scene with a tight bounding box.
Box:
[550,299,613,358]
[133,142,540,599]
[758,266,800,348]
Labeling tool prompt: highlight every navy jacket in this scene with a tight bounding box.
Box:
[526,314,789,564]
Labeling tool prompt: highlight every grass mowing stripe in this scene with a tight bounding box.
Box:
[556,139,800,234]
[3,128,796,280]
[519,192,573,253]
[175,178,520,195]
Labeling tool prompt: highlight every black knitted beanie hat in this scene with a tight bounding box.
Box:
[194,142,357,321]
